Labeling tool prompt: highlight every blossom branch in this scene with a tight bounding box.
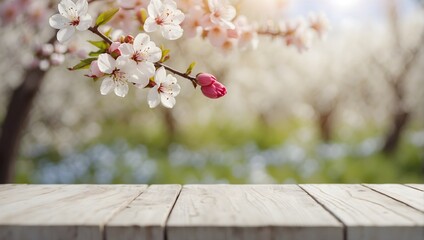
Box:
[155,63,197,87]
[88,26,113,44]
[87,26,198,86]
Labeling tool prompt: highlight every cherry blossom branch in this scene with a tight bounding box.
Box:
[88,26,113,44]
[257,29,286,38]
[87,26,198,86]
[155,62,197,87]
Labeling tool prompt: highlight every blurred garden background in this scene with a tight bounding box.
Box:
[0,0,423,184]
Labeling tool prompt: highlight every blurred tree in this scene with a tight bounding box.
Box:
[375,0,424,154]
[0,66,48,183]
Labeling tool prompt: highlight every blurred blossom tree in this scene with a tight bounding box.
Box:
[374,0,424,153]
[0,0,327,183]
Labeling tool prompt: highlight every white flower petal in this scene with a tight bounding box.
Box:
[160,93,176,108]
[118,43,134,57]
[133,33,150,51]
[130,75,149,87]
[145,44,162,63]
[128,71,150,87]
[148,87,160,108]
[144,17,160,32]
[220,18,235,29]
[208,0,218,12]
[49,14,69,29]
[125,62,151,87]
[207,26,227,47]
[170,83,181,96]
[164,74,177,85]
[148,0,162,17]
[154,67,166,84]
[163,0,177,9]
[161,25,183,40]
[59,0,77,18]
[97,54,116,74]
[164,75,180,95]
[100,77,115,95]
[222,5,236,21]
[76,0,88,15]
[114,82,129,97]
[76,14,92,31]
[56,26,75,43]
[171,10,185,24]
[116,56,131,70]
[138,61,156,77]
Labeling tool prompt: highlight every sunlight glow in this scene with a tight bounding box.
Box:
[328,0,363,10]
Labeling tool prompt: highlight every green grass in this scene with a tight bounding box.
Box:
[16,118,424,184]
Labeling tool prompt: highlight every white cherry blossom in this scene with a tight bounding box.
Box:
[97,54,146,97]
[118,33,162,88]
[208,0,236,29]
[181,6,208,38]
[309,13,330,39]
[232,16,258,50]
[49,0,92,43]
[206,24,228,47]
[144,0,185,40]
[148,67,181,108]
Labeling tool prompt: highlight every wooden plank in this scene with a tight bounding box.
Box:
[301,184,424,240]
[106,185,181,240]
[0,185,146,240]
[365,184,424,212]
[166,185,343,240]
[406,184,424,191]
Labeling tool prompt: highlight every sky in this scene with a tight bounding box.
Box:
[285,0,421,27]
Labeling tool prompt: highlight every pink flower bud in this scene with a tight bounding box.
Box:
[108,42,121,56]
[196,73,227,99]
[88,60,104,78]
[124,35,134,44]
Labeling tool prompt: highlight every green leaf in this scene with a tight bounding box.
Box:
[88,50,105,57]
[138,9,148,24]
[88,40,109,50]
[159,45,170,63]
[104,27,113,38]
[185,62,196,75]
[68,58,97,71]
[95,8,119,27]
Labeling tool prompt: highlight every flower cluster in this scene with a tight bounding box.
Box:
[180,0,258,52]
[89,32,178,105]
[45,0,228,109]
[259,13,330,52]
[178,0,329,53]
[17,0,330,109]
[49,0,92,43]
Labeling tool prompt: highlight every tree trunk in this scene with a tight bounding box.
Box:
[163,108,177,143]
[318,109,333,143]
[382,110,410,154]
[0,68,47,183]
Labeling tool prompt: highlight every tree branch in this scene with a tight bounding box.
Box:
[87,27,198,86]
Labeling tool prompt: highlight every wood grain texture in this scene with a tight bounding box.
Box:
[406,184,424,191]
[301,184,424,240]
[106,185,181,240]
[0,185,146,240]
[166,185,343,240]
[365,184,424,212]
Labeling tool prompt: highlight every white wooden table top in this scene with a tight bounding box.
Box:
[0,184,423,240]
